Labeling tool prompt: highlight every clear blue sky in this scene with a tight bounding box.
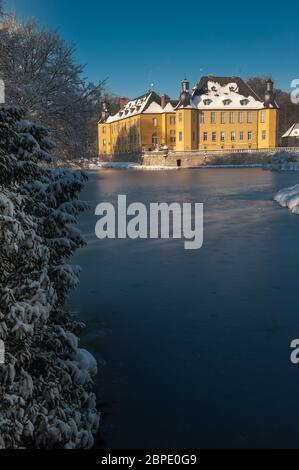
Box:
[5,0,298,99]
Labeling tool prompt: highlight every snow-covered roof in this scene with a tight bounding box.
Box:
[142,101,177,113]
[104,92,176,123]
[282,123,299,138]
[192,78,264,110]
[175,99,197,110]
[106,93,152,123]
[162,101,176,113]
[101,76,275,124]
[143,101,163,114]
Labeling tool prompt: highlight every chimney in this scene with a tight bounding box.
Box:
[160,94,168,109]
[119,97,129,110]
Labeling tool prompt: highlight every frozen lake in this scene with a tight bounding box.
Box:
[70,167,299,449]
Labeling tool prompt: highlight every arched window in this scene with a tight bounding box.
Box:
[153,118,158,127]
[152,133,158,145]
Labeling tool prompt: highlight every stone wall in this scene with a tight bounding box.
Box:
[100,148,299,168]
[141,151,275,167]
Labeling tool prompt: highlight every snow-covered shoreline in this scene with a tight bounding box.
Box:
[274,184,299,214]
[88,162,180,170]
[82,151,299,171]
[87,162,266,171]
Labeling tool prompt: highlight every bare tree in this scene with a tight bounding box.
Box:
[0,14,110,159]
[247,76,299,139]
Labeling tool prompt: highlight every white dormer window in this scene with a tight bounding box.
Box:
[229,86,236,92]
[211,86,217,92]
[223,99,232,106]
[204,99,212,106]
[240,99,249,106]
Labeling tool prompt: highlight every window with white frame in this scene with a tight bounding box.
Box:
[230,131,235,141]
[211,112,216,124]
[238,112,243,123]
[229,112,234,124]
[221,112,226,124]
[247,111,253,123]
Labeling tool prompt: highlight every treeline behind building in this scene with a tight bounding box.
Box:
[246,76,299,141]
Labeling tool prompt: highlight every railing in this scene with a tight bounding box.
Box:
[142,147,299,157]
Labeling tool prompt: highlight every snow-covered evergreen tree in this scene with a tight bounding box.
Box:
[0,105,100,449]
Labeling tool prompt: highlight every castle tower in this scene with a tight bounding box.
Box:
[258,78,279,149]
[264,78,275,107]
[175,78,199,151]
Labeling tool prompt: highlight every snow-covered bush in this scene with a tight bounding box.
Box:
[0,106,100,449]
[274,184,299,214]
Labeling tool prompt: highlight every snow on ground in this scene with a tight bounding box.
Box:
[90,162,179,170]
[204,164,263,168]
[94,162,140,170]
[274,184,299,214]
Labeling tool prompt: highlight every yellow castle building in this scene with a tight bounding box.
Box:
[98,76,279,157]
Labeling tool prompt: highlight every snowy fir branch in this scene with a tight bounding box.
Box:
[0,105,99,449]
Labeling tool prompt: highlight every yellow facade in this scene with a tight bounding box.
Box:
[175,109,199,151]
[198,109,261,150]
[98,76,279,157]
